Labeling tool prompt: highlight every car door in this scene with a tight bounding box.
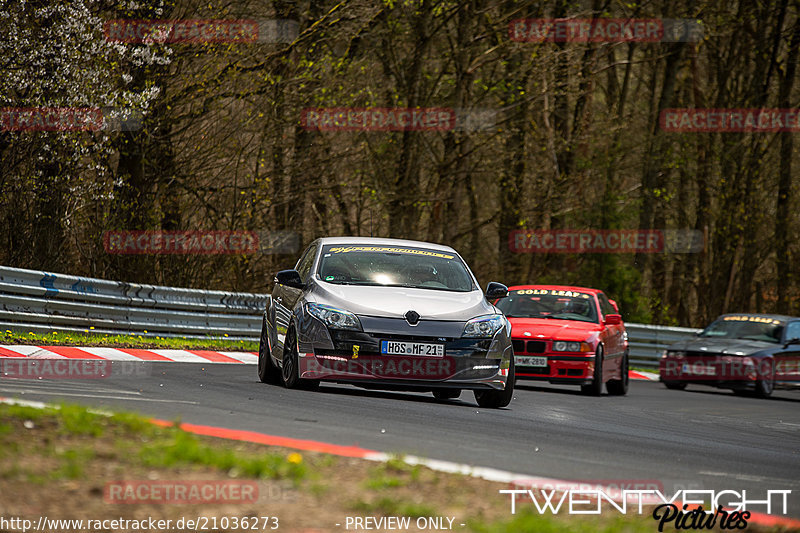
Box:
[776,320,800,384]
[271,243,317,360]
[597,292,624,362]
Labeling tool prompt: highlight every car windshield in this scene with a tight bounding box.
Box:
[316,244,476,292]
[496,289,598,323]
[699,316,784,344]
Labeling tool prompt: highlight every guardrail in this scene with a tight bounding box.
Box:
[0,265,697,365]
[625,322,700,369]
[0,266,266,341]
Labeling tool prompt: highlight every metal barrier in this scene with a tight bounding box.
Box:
[0,265,698,365]
[625,322,700,369]
[0,266,266,341]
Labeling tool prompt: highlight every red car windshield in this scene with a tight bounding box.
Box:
[497,290,598,323]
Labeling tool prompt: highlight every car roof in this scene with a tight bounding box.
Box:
[507,284,603,295]
[715,313,799,323]
[311,236,457,253]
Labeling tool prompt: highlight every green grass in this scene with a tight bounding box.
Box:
[470,510,659,533]
[352,496,438,518]
[53,448,94,480]
[139,428,307,481]
[362,458,422,490]
[0,402,308,484]
[1,329,257,351]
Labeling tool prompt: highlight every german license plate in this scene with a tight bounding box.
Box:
[517,356,547,367]
[682,362,716,375]
[380,340,444,357]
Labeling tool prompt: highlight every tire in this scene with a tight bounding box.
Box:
[581,345,604,396]
[257,317,281,384]
[754,360,775,398]
[474,356,514,408]
[663,381,687,390]
[432,389,461,400]
[607,350,629,396]
[281,328,320,391]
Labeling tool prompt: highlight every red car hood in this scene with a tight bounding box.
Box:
[508,318,602,341]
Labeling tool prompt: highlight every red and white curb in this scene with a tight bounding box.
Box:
[1,396,797,529]
[0,345,256,364]
[629,370,659,381]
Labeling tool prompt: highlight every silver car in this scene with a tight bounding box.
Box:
[258,237,515,408]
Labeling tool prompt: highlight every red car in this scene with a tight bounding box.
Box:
[495,285,629,395]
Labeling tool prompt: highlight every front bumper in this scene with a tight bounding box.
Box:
[295,314,512,390]
[659,355,762,387]
[514,353,596,385]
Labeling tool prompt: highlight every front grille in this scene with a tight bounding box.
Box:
[512,339,547,354]
[526,340,546,353]
[519,365,550,374]
[371,332,454,343]
[686,351,720,358]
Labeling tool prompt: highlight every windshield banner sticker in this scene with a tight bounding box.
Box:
[327,246,454,260]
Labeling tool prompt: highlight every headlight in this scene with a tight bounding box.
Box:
[552,341,592,352]
[463,314,506,338]
[666,350,686,357]
[306,303,362,331]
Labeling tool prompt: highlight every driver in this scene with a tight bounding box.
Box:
[406,263,439,286]
[563,298,591,317]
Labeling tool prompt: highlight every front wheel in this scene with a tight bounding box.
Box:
[281,329,320,391]
[606,350,629,396]
[663,381,687,390]
[581,345,604,396]
[474,357,514,408]
[258,317,281,384]
[754,360,774,398]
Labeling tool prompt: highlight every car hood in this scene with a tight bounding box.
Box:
[310,282,494,320]
[508,317,601,341]
[667,337,776,356]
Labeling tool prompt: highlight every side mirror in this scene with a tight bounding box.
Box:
[486,282,509,299]
[783,337,800,348]
[275,269,305,290]
[604,314,622,326]
[609,299,619,313]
